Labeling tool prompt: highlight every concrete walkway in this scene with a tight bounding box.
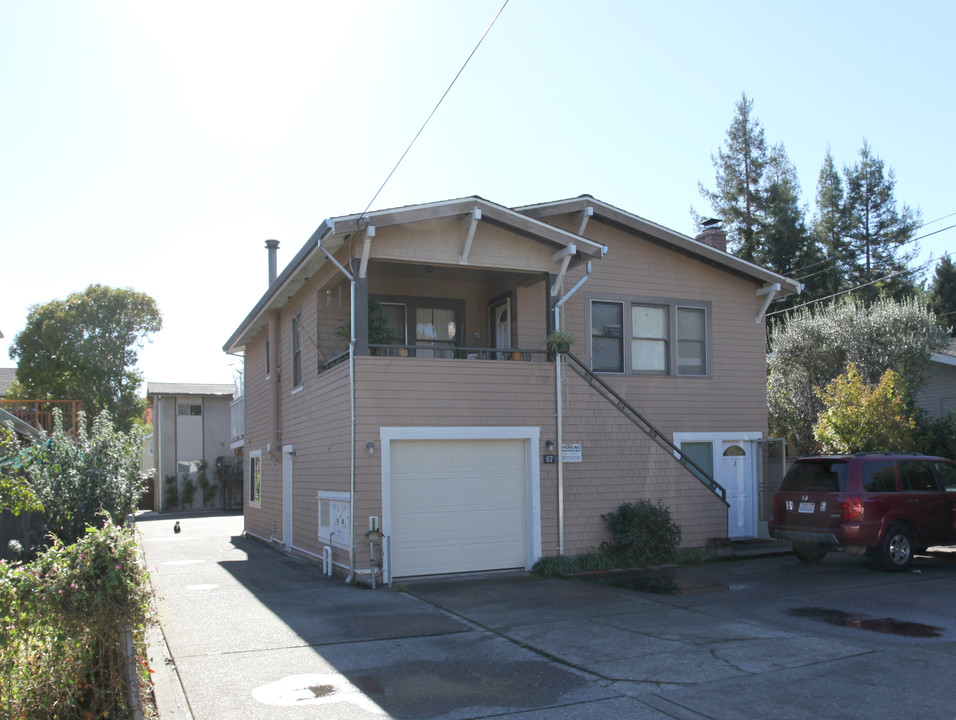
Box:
[138,511,956,719]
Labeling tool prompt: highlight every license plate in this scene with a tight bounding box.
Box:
[798,502,815,514]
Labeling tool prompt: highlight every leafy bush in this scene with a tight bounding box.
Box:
[0,519,154,718]
[0,423,42,517]
[600,500,682,566]
[530,552,618,577]
[813,364,917,453]
[915,411,956,461]
[19,410,147,545]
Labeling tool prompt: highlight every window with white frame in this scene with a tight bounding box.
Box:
[291,315,303,387]
[590,297,710,376]
[249,451,261,506]
[177,402,202,416]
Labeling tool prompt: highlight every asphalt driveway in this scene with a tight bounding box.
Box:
[138,512,956,719]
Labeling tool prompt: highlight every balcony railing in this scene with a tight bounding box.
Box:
[322,345,549,372]
[0,399,84,435]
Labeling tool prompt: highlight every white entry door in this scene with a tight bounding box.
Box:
[723,441,755,538]
[282,446,293,550]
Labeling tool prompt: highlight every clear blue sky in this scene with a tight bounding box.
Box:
[2,0,953,389]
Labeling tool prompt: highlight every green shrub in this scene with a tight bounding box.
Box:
[0,519,154,719]
[164,474,179,509]
[915,411,956,461]
[18,410,146,545]
[601,500,682,566]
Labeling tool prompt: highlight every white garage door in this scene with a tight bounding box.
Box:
[389,439,527,577]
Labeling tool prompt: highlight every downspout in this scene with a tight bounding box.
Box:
[317,237,357,582]
[268,309,281,458]
[552,261,592,556]
[155,396,163,512]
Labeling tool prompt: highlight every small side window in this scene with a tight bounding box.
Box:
[900,460,939,492]
[862,461,896,492]
[934,461,956,492]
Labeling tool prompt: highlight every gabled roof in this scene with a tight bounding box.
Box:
[223,195,607,355]
[931,340,956,367]
[0,407,41,439]
[146,382,234,398]
[516,195,803,294]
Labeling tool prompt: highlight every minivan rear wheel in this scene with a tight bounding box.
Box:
[793,543,828,563]
[878,525,914,571]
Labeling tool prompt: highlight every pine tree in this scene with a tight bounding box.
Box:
[811,148,852,296]
[698,93,768,261]
[927,256,956,335]
[842,141,920,298]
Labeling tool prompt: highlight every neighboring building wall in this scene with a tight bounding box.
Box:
[915,360,956,419]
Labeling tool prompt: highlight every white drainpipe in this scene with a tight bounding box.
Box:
[552,261,592,556]
[318,237,357,582]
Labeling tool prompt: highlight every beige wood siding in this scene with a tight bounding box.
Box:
[239,204,774,571]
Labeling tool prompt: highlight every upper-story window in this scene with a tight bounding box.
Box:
[177,402,202,416]
[291,315,303,388]
[589,297,710,377]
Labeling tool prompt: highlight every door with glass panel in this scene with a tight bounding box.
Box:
[416,307,457,358]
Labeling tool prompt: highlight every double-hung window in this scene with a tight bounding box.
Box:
[291,315,303,388]
[590,297,709,376]
[249,452,261,506]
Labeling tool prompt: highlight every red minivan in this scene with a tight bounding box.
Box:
[769,453,956,571]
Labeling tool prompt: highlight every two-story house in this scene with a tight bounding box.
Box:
[224,195,800,582]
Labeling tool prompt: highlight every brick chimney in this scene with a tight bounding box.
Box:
[695,219,727,252]
[265,239,279,286]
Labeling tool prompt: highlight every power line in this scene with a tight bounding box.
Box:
[767,247,955,318]
[790,222,956,282]
[357,0,510,223]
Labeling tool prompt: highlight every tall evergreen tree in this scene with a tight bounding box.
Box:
[927,256,956,335]
[758,144,825,308]
[842,140,920,298]
[698,92,768,261]
[811,148,852,296]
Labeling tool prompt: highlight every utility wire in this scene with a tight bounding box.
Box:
[767,247,955,318]
[791,222,956,282]
[357,0,510,223]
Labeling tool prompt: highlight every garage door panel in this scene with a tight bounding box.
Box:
[389,438,528,577]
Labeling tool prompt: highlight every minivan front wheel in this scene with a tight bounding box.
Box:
[879,526,914,571]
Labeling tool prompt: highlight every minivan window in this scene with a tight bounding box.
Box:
[861,461,896,492]
[934,461,956,492]
[900,460,939,492]
[781,460,848,492]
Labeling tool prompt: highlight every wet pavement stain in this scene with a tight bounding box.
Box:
[788,607,943,638]
[576,568,729,595]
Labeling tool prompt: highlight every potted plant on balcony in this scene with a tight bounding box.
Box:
[336,298,399,354]
[546,329,575,355]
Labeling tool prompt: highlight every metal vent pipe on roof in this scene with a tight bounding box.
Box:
[265,239,280,286]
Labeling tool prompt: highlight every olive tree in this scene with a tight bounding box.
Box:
[769,295,949,453]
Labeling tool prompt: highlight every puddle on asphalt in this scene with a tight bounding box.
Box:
[787,607,943,638]
[577,568,730,595]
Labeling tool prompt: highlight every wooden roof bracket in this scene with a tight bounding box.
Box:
[573,205,594,236]
[458,208,482,264]
[551,244,576,297]
[755,283,781,323]
[358,225,376,279]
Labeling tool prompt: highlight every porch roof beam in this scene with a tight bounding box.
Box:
[459,208,482,264]
[358,226,375,279]
[551,244,576,297]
